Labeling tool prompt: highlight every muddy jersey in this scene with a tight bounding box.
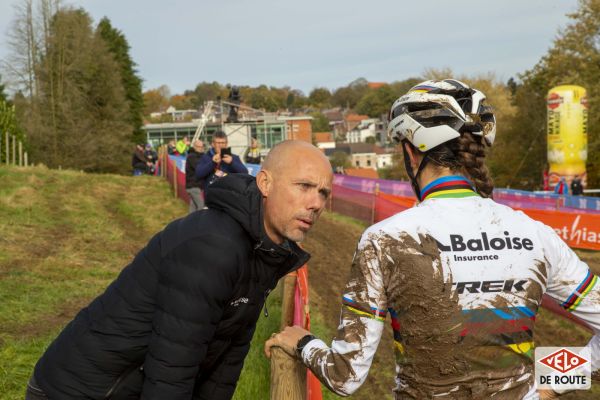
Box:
[301,176,600,399]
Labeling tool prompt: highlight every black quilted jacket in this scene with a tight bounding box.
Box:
[33,174,309,400]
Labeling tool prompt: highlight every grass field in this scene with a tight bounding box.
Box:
[1,165,599,399]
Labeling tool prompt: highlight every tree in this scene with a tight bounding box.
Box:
[329,151,351,169]
[310,112,329,132]
[0,74,9,104]
[355,85,396,118]
[308,87,332,108]
[330,78,370,109]
[97,17,144,143]
[22,7,131,172]
[143,85,171,114]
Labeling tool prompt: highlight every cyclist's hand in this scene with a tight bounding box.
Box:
[539,389,560,399]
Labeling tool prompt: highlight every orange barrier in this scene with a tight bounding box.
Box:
[517,208,600,251]
[294,266,323,400]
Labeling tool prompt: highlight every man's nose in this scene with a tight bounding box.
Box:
[306,191,325,212]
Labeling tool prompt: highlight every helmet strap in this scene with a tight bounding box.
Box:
[402,142,431,201]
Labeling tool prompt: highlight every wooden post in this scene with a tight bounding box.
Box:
[24,152,28,167]
[18,141,23,166]
[270,347,306,400]
[12,135,16,165]
[172,158,178,198]
[280,272,297,330]
[5,131,9,165]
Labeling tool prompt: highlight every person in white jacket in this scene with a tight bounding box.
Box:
[265,79,600,399]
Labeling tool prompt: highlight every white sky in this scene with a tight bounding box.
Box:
[0,0,579,95]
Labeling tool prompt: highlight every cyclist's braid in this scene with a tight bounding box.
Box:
[426,133,494,198]
[454,133,494,198]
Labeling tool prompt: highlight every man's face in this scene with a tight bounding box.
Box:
[193,141,204,152]
[212,137,228,153]
[261,155,332,243]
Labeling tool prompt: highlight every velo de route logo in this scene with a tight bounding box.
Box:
[535,347,591,391]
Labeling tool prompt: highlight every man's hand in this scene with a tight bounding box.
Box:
[222,154,233,164]
[212,153,221,163]
[539,389,560,399]
[264,325,311,359]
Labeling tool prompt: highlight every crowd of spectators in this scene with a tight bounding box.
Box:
[134,133,266,212]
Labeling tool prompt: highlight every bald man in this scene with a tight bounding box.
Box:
[27,141,333,400]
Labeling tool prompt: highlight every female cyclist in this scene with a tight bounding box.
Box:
[265,79,600,399]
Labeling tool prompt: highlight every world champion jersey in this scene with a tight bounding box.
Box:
[301,176,600,399]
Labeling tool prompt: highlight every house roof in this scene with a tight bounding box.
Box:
[367,82,386,89]
[314,132,334,143]
[344,168,379,179]
[345,113,369,122]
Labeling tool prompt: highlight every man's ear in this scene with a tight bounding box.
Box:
[256,170,271,197]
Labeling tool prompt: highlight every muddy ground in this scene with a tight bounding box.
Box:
[303,212,600,399]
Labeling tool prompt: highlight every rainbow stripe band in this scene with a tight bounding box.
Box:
[561,270,599,312]
[420,175,478,201]
[342,296,386,322]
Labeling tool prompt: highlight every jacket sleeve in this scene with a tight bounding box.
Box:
[141,233,241,400]
[195,154,216,180]
[539,222,600,372]
[229,155,248,174]
[300,234,387,396]
[194,323,257,399]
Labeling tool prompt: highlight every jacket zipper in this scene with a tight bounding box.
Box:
[263,288,271,317]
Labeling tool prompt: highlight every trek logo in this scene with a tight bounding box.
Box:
[230,297,249,307]
[453,279,528,294]
[437,232,534,252]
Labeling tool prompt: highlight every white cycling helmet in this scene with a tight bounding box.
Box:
[387,79,496,152]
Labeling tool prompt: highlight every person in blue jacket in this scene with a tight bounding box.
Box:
[196,131,248,189]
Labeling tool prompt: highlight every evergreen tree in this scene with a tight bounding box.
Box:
[97,17,144,144]
[25,7,131,172]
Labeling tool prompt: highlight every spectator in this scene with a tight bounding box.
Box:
[554,176,569,195]
[542,165,550,191]
[185,140,206,213]
[132,144,152,175]
[196,131,248,189]
[244,136,262,164]
[571,175,584,195]
[167,139,177,155]
[176,136,190,155]
[144,144,158,175]
[26,141,333,400]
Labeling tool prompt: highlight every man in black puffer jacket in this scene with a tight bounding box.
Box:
[27,140,333,400]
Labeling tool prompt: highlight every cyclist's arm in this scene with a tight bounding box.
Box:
[540,223,600,373]
[299,234,388,396]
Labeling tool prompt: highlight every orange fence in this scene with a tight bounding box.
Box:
[330,184,600,251]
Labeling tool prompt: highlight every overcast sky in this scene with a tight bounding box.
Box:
[0,0,579,95]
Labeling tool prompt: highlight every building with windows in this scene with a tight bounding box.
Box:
[143,114,313,157]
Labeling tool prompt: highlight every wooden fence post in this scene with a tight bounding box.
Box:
[270,347,306,400]
[18,141,23,166]
[270,270,306,399]
[5,131,9,165]
[280,272,297,330]
[172,158,178,198]
[24,152,28,167]
[12,135,16,165]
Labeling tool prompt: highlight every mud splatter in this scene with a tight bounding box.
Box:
[373,232,534,399]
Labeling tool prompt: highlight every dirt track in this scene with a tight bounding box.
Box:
[303,212,600,399]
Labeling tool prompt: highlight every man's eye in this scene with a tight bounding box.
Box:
[299,183,311,190]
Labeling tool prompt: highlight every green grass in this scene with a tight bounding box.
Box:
[0,165,186,399]
[0,164,338,399]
